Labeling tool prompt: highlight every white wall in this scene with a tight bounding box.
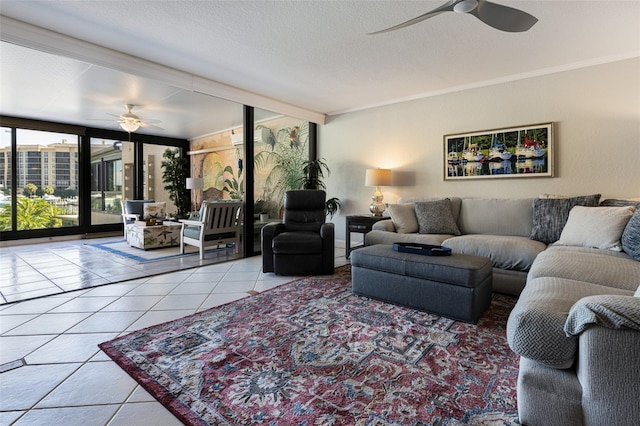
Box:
[319,58,640,244]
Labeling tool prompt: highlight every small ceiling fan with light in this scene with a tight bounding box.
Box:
[92,104,163,133]
[369,0,538,34]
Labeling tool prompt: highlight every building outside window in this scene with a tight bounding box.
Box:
[0,129,80,231]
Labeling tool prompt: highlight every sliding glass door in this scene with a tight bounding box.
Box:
[253,108,310,221]
[90,137,131,225]
[90,137,185,224]
[141,143,179,218]
[250,108,312,253]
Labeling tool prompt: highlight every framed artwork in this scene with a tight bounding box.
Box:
[444,122,554,180]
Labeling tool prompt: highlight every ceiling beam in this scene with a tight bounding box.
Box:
[0,16,326,125]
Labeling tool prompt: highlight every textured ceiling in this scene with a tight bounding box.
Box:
[1,1,639,139]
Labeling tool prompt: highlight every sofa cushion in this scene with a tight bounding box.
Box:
[443,234,547,272]
[528,245,640,292]
[371,219,396,232]
[365,230,452,247]
[273,232,322,254]
[386,203,418,234]
[183,225,236,242]
[556,205,636,251]
[507,277,632,369]
[622,209,640,261]
[458,198,534,237]
[530,194,601,244]
[414,199,461,235]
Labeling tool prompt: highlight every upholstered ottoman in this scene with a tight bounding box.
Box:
[351,244,493,323]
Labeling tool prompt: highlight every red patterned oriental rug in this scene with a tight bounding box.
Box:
[99,265,521,425]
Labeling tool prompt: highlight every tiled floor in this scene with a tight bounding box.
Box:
[0,241,349,425]
[0,237,241,304]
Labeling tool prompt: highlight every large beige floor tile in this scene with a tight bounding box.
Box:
[0,363,81,411]
[108,402,183,426]
[35,362,137,408]
[13,405,119,426]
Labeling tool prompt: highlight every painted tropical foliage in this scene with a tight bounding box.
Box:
[254,122,309,205]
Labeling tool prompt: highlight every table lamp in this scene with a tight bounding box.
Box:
[186,177,204,211]
[365,168,391,216]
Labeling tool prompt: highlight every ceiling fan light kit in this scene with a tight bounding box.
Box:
[369,0,537,34]
[119,104,143,133]
[99,103,164,133]
[119,120,141,133]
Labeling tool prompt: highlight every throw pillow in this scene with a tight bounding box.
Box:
[530,194,601,244]
[125,199,155,217]
[600,199,640,208]
[414,199,461,235]
[556,206,636,251]
[635,284,640,298]
[386,203,418,234]
[622,209,640,261]
[143,202,166,220]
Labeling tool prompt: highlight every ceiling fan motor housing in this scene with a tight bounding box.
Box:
[454,0,479,14]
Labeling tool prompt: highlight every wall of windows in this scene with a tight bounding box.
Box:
[0,117,188,240]
[1,113,316,250]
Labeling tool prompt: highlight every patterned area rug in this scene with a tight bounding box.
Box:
[99,266,520,425]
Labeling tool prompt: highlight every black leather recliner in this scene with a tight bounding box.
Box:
[261,190,335,275]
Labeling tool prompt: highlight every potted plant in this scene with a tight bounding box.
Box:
[161,148,190,219]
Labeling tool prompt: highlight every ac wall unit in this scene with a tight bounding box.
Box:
[230,128,270,146]
[231,132,243,146]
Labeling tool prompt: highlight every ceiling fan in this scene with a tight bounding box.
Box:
[369,0,538,34]
[98,104,163,133]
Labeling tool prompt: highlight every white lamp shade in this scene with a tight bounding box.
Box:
[365,169,392,187]
[186,177,204,190]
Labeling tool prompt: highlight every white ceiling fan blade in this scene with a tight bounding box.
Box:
[470,0,538,32]
[140,121,164,130]
[368,0,457,35]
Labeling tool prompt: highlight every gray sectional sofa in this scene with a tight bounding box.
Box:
[365,196,548,295]
[363,195,640,425]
